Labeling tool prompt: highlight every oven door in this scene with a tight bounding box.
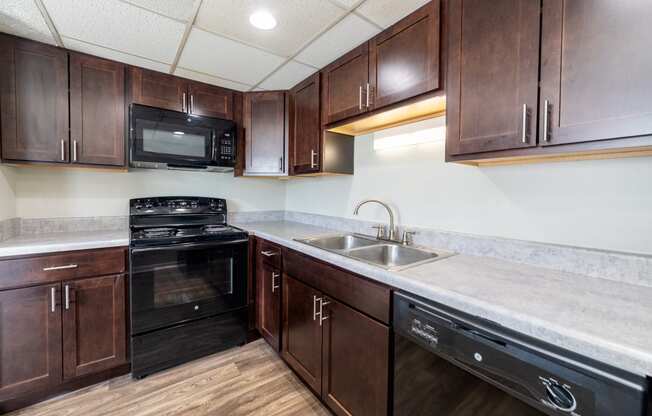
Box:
[130,104,219,168]
[130,240,248,335]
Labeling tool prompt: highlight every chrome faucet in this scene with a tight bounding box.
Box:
[353,199,398,242]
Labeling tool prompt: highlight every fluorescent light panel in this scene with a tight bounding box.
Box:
[373,116,446,150]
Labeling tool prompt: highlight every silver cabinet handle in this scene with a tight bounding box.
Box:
[279,157,284,173]
[60,140,65,161]
[358,85,363,110]
[366,83,370,108]
[271,272,280,293]
[521,104,529,143]
[310,149,318,169]
[543,99,550,142]
[72,140,78,162]
[313,295,321,321]
[51,287,56,312]
[260,250,278,257]
[64,284,70,310]
[319,298,330,326]
[182,92,187,113]
[43,264,78,271]
[190,94,194,114]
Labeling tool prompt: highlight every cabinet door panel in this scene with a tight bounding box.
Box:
[63,275,126,379]
[281,274,322,394]
[189,82,233,120]
[256,261,281,351]
[244,92,286,174]
[129,67,186,112]
[289,73,321,175]
[70,53,125,166]
[0,36,69,163]
[0,284,62,400]
[321,43,370,125]
[369,0,440,109]
[446,0,540,155]
[540,0,652,146]
[322,298,389,416]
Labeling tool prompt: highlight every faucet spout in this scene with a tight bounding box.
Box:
[353,199,397,241]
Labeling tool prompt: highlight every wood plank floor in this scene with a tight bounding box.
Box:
[9,340,330,416]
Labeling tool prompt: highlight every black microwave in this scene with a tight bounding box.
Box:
[129,104,236,172]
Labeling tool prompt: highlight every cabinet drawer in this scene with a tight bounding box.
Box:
[283,248,390,324]
[257,239,282,269]
[0,247,126,290]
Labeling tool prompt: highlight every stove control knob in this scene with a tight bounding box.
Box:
[543,380,576,412]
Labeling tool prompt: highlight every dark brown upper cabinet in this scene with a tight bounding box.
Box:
[539,0,652,147]
[321,43,371,126]
[289,73,321,175]
[0,283,62,401]
[243,91,287,175]
[0,35,69,163]
[70,53,125,166]
[446,0,541,156]
[188,82,234,120]
[369,0,441,110]
[62,274,126,379]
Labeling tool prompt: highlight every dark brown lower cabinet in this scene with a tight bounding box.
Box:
[0,283,62,401]
[62,275,126,379]
[282,274,323,394]
[256,261,282,351]
[322,297,389,416]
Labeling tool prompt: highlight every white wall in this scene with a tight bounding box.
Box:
[14,168,286,218]
[286,119,652,255]
[0,166,16,220]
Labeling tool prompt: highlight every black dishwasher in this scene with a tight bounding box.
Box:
[393,292,648,416]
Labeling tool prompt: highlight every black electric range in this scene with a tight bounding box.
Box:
[128,197,249,379]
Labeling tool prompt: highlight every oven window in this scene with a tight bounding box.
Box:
[142,126,207,158]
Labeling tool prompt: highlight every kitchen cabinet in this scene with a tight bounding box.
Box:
[322,297,389,416]
[188,82,233,120]
[369,0,441,110]
[446,0,540,156]
[244,92,287,175]
[70,53,125,166]
[0,35,69,163]
[0,284,62,401]
[62,275,126,379]
[289,73,321,175]
[256,243,282,351]
[539,0,652,146]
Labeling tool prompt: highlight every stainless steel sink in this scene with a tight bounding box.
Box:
[295,233,454,271]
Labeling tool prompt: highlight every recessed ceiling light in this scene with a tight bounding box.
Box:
[249,10,277,30]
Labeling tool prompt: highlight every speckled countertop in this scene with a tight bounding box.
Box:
[0,230,129,259]
[233,220,652,377]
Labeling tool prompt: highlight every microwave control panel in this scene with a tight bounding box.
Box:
[217,132,235,162]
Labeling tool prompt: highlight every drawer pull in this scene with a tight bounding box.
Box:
[43,264,78,271]
[260,250,279,257]
[51,287,56,312]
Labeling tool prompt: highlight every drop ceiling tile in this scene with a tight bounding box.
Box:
[62,37,170,73]
[178,28,285,86]
[174,68,252,91]
[42,0,185,63]
[121,0,199,22]
[195,0,346,57]
[259,60,316,90]
[295,14,379,68]
[0,0,55,44]
[356,0,430,28]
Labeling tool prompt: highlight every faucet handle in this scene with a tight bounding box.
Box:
[371,224,386,239]
[401,230,417,245]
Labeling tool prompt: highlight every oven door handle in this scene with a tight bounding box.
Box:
[130,239,249,253]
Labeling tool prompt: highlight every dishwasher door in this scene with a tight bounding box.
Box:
[393,292,648,416]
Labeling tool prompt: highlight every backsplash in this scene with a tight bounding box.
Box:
[0,218,19,242]
[19,216,129,235]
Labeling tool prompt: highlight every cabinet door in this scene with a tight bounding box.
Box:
[321,43,370,125]
[70,53,125,166]
[188,82,234,120]
[129,67,187,112]
[446,0,540,155]
[244,92,286,174]
[321,298,389,416]
[256,261,281,351]
[281,274,322,394]
[62,275,126,379]
[289,73,321,175]
[540,0,652,146]
[369,0,440,110]
[0,284,62,400]
[0,36,69,163]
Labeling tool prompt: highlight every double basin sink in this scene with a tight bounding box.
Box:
[295,234,453,271]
